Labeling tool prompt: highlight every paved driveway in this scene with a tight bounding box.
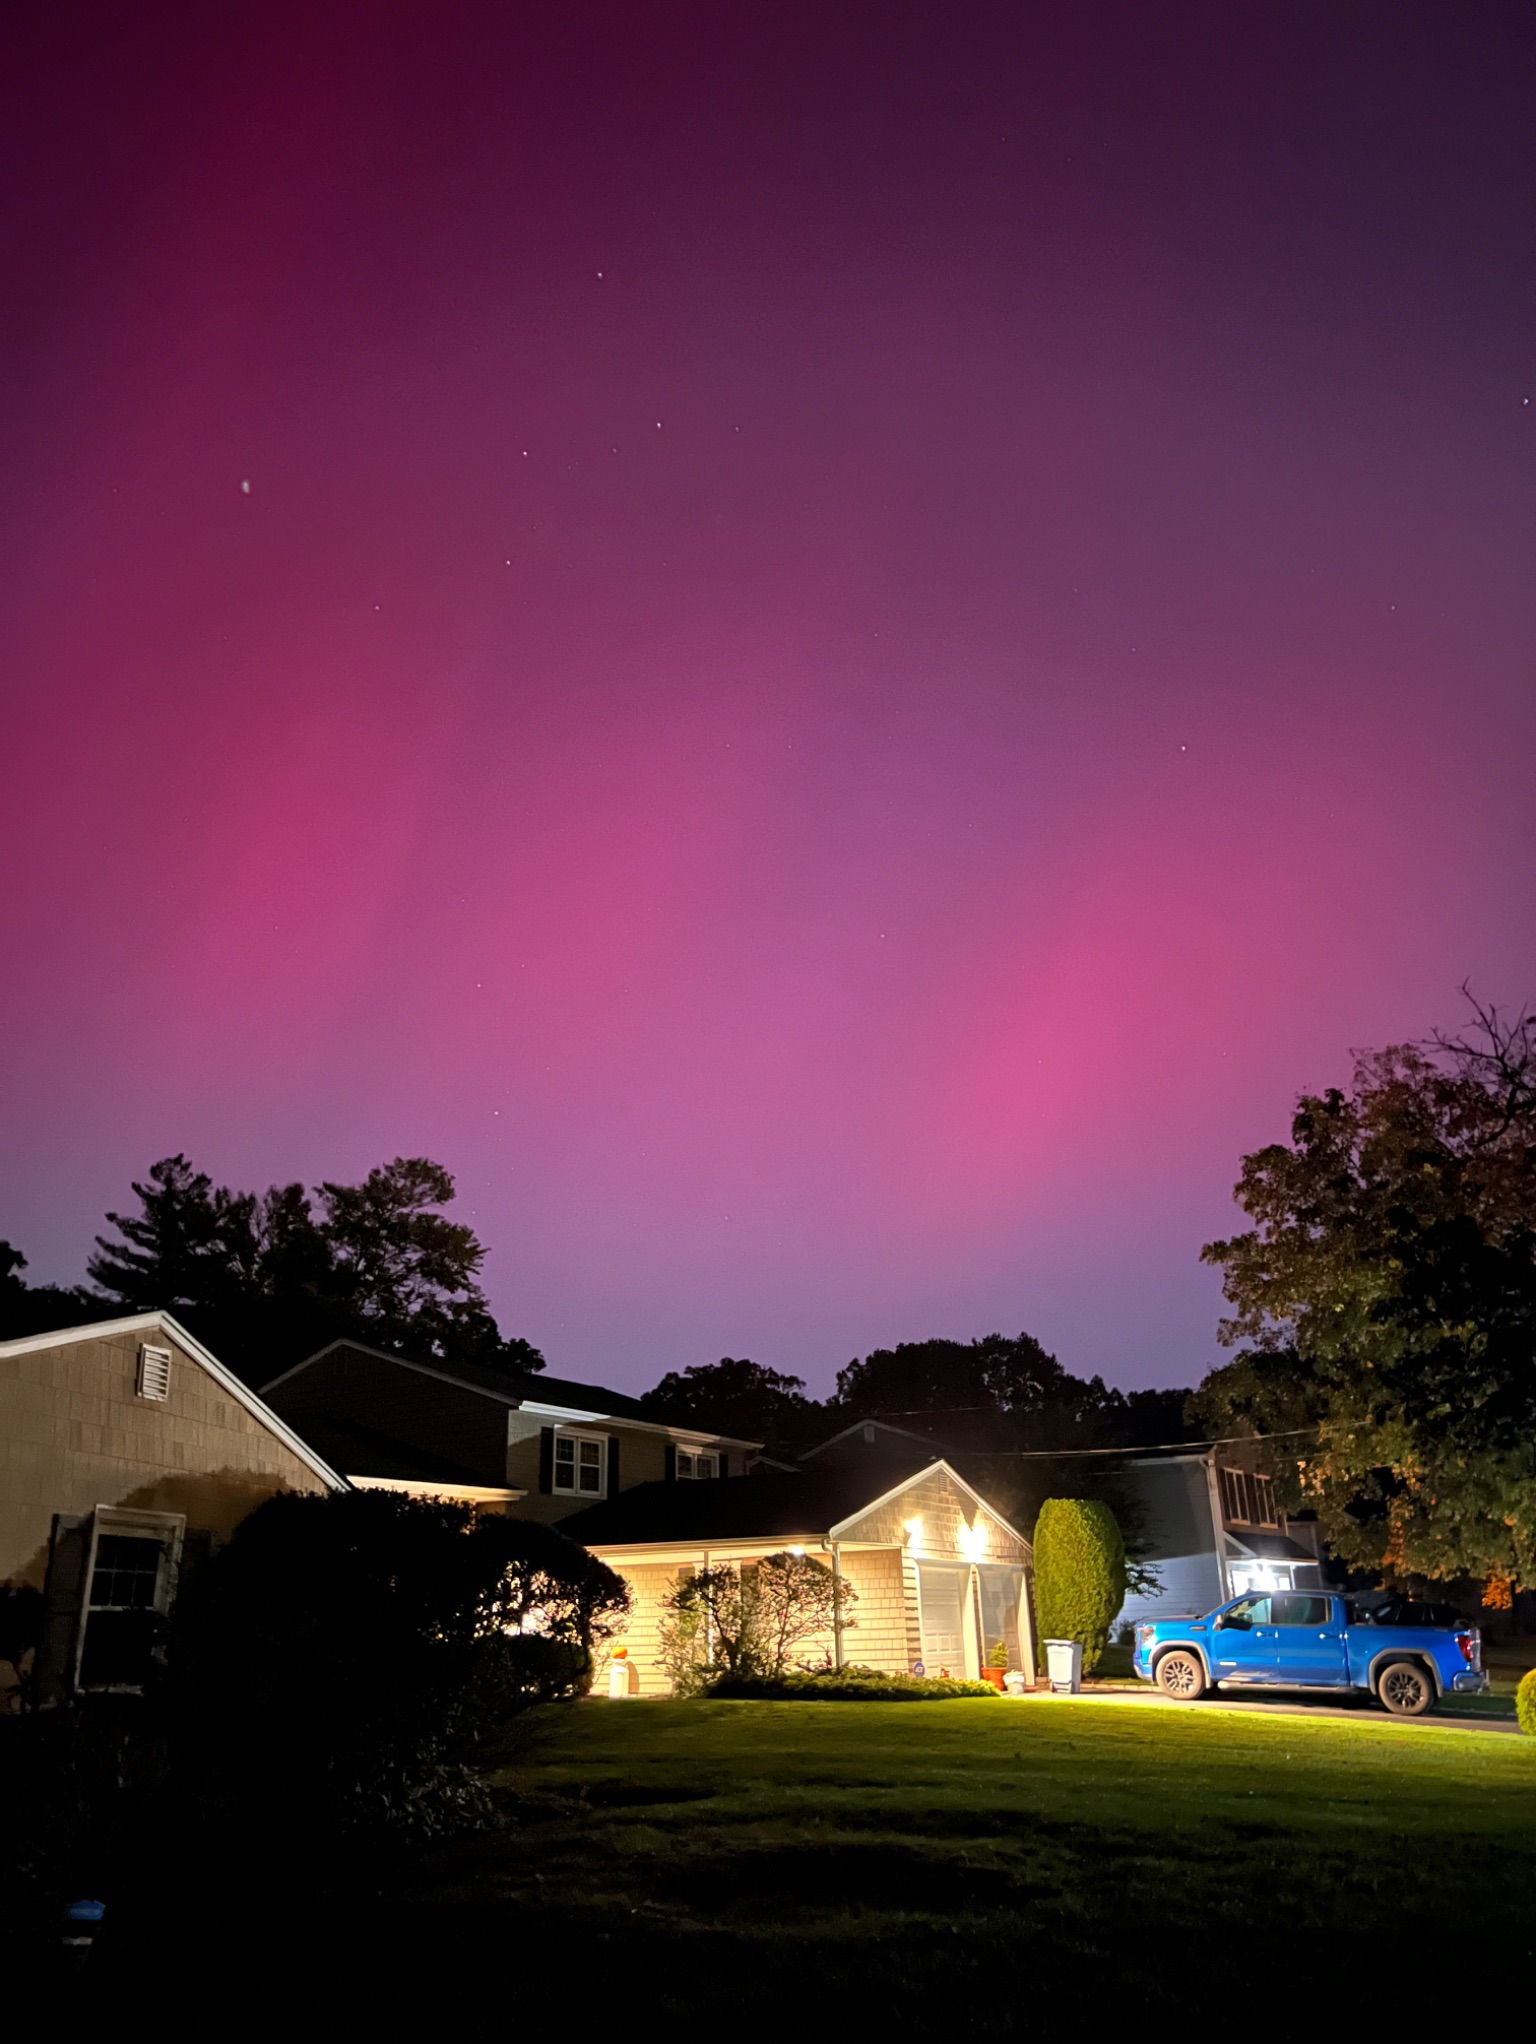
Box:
[1013,1685,1522,1734]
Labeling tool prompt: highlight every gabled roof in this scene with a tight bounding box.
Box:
[262,1337,761,1447]
[801,1417,955,1461]
[560,1457,1024,1550]
[0,1311,347,1492]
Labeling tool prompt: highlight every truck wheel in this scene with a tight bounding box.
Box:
[1378,1660,1434,1717]
[1155,1651,1207,1700]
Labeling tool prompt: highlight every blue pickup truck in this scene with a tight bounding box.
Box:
[1133,1591,1487,1715]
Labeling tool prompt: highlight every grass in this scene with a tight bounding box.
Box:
[59,1694,1536,2029]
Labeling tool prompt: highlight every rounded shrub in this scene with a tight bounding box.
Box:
[1516,1666,1536,1737]
[1033,1498,1125,1674]
[172,1489,630,1835]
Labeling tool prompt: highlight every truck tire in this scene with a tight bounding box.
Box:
[1155,1650,1208,1701]
[1377,1660,1434,1717]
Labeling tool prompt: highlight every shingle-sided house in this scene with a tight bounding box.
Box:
[560,1459,1035,1691]
[1114,1449,1326,1632]
[261,1339,760,1524]
[0,1312,344,1704]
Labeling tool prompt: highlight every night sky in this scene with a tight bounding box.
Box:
[3,3,1532,1392]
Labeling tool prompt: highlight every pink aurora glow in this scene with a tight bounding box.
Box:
[2,5,1533,1389]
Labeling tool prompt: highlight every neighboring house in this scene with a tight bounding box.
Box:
[560,1459,1034,1692]
[1114,1449,1324,1631]
[799,1417,956,1473]
[0,1312,344,1704]
[261,1339,760,1525]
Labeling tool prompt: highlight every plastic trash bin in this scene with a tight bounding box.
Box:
[1045,1639,1083,1694]
[607,1653,637,1698]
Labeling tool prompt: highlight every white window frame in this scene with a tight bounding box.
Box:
[675,1448,718,1481]
[74,1507,185,1694]
[552,1429,607,1498]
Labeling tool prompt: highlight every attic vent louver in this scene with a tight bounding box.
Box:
[137,1345,172,1402]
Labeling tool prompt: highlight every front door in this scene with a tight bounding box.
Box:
[977,1564,1026,1678]
[1268,1592,1347,1687]
[1210,1593,1277,1684]
[916,1564,969,1678]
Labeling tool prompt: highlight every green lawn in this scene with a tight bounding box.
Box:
[77,1695,1536,2028]
[387,1698,1536,2024]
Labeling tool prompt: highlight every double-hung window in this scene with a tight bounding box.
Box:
[75,1510,183,1692]
[676,1448,717,1480]
[553,1432,606,1497]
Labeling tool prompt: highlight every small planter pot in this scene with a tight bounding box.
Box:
[980,1666,1006,1690]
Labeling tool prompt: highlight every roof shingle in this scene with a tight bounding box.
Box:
[559,1459,938,1546]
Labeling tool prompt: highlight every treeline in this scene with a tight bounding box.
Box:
[0,1154,544,1381]
[3,1157,1195,1439]
[10,987,1530,1605]
[640,1341,1193,1459]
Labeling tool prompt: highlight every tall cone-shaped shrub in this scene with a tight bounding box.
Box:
[1033,1498,1125,1673]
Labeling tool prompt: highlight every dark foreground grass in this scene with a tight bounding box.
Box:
[60,1697,1536,2031]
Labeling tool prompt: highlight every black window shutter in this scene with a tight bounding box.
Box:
[538,1427,554,1494]
[717,1450,729,1479]
[607,1435,620,1496]
[664,1442,677,1483]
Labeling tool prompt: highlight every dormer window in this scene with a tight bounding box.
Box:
[676,1448,718,1481]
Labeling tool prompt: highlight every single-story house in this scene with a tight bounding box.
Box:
[0,1312,345,1704]
[1114,1449,1325,1631]
[560,1458,1035,1691]
[261,1338,760,1523]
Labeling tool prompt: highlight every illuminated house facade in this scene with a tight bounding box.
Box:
[561,1459,1034,1691]
[1114,1448,1324,1632]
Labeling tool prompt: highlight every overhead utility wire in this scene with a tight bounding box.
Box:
[859,1416,1324,1459]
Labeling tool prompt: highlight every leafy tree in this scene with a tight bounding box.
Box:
[80,1153,542,1383]
[1196,996,1536,1603]
[1033,1498,1126,1672]
[0,1240,114,1341]
[640,1356,821,1453]
[316,1158,513,1365]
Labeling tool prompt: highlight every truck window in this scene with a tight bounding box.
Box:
[1220,1596,1271,1629]
[1271,1594,1331,1627]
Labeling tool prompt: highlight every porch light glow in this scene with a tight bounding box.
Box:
[957,1520,988,1561]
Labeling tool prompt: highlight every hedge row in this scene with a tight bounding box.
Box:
[704,1665,998,1702]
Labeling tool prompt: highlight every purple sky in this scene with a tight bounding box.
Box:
[2,3,1532,1394]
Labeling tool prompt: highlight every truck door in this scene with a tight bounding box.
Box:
[1210,1594,1277,1684]
[1268,1593,1347,1687]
